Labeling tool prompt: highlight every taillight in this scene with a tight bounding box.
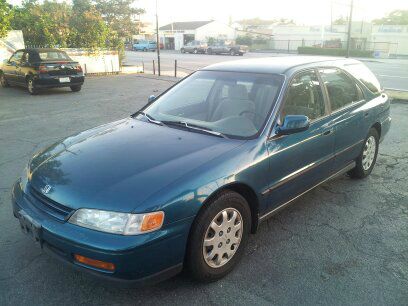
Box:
[38,65,48,73]
[76,65,82,72]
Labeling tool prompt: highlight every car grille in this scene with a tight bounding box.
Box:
[26,185,74,221]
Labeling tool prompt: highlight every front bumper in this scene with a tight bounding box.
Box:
[34,74,85,88]
[11,181,192,285]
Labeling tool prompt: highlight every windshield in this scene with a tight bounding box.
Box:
[142,71,284,138]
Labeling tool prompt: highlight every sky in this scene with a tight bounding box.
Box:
[7,0,408,26]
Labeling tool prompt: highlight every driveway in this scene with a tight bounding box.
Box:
[0,75,407,305]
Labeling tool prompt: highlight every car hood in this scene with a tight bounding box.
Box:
[28,118,243,212]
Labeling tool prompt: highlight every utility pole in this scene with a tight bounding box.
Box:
[330,0,333,32]
[346,0,354,58]
[155,0,161,76]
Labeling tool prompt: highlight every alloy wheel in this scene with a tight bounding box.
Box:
[202,208,243,268]
[362,135,376,170]
[28,79,34,93]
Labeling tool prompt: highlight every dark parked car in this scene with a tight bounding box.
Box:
[12,57,390,284]
[207,42,248,55]
[0,48,84,95]
[181,40,207,54]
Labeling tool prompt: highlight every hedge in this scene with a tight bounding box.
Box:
[297,46,373,58]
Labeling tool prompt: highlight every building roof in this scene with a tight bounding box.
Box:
[159,21,213,31]
[201,56,361,74]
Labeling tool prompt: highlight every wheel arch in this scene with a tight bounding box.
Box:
[25,72,34,82]
[194,182,260,234]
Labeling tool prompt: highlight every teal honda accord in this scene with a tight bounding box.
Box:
[12,56,391,284]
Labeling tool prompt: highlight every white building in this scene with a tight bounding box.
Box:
[371,25,408,56]
[159,21,236,50]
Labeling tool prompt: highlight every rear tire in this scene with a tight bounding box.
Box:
[230,49,236,56]
[207,48,212,55]
[186,190,251,282]
[0,72,9,87]
[348,128,379,179]
[70,85,82,92]
[27,76,38,95]
[181,48,185,53]
[193,48,198,54]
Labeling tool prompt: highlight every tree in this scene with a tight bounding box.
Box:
[373,10,408,25]
[333,16,348,25]
[0,0,12,38]
[11,0,71,47]
[68,0,109,48]
[94,0,145,39]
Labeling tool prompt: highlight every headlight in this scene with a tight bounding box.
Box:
[20,166,29,190]
[68,209,164,235]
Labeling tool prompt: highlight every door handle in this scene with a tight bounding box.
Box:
[364,112,369,118]
[322,129,333,136]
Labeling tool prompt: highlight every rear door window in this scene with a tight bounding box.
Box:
[343,63,382,96]
[319,68,362,112]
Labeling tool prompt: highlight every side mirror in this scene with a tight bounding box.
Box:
[277,115,310,135]
[147,95,156,103]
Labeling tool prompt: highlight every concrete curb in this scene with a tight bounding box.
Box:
[386,89,408,103]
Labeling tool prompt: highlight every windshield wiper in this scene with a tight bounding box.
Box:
[161,120,228,138]
[133,111,164,126]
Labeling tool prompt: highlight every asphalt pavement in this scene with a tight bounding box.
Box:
[0,75,407,305]
[124,50,408,91]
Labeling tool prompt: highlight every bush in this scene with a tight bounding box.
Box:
[236,35,253,46]
[297,46,372,58]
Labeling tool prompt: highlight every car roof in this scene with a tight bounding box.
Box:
[201,56,362,74]
[16,48,65,53]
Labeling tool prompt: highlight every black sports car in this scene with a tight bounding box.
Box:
[0,48,84,95]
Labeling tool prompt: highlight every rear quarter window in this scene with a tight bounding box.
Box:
[343,63,382,96]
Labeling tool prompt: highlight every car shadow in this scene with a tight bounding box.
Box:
[1,85,78,96]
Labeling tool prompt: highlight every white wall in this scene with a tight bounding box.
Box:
[195,21,236,41]
[64,49,120,74]
[0,30,25,62]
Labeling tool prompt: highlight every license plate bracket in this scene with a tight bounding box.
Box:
[59,77,70,83]
[18,210,42,246]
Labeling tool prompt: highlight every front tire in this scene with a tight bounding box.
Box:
[207,48,212,55]
[348,128,379,179]
[181,48,185,53]
[0,72,9,87]
[70,85,82,92]
[230,49,236,56]
[186,190,251,282]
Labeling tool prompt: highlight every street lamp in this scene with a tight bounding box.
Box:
[155,0,161,76]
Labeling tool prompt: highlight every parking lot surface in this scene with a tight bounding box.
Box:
[125,50,408,91]
[0,75,407,305]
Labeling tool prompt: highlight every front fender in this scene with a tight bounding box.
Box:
[136,140,270,226]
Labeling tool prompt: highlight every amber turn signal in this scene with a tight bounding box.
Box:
[141,211,165,232]
[74,254,115,271]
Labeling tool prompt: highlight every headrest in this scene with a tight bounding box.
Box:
[228,84,248,100]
